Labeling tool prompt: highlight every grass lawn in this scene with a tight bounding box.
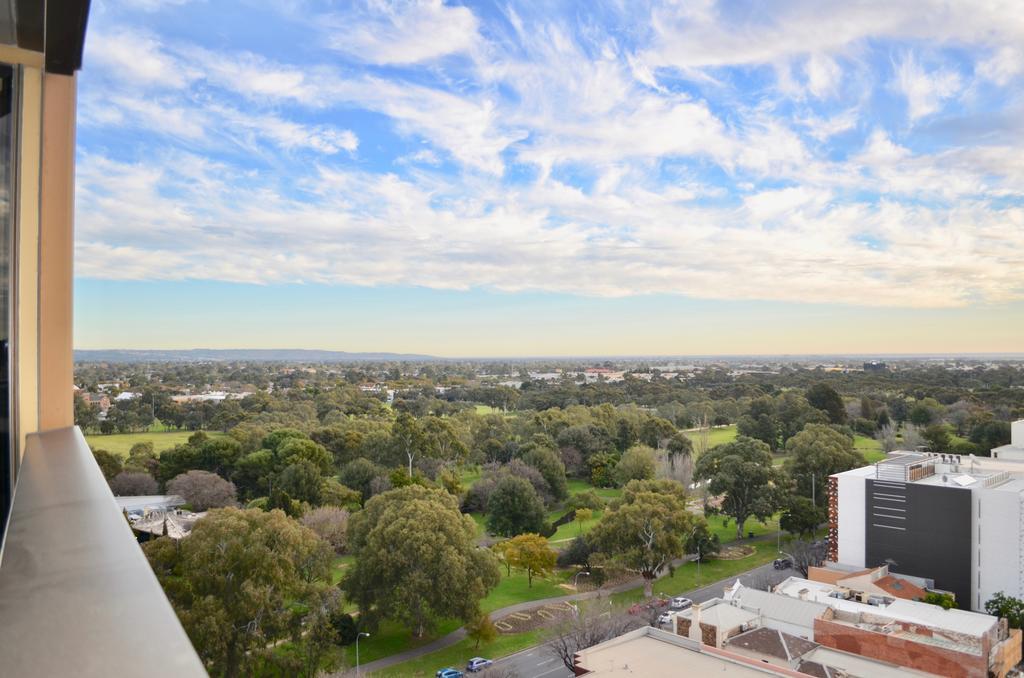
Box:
[85,429,227,457]
[481,569,568,613]
[854,434,885,463]
[610,539,782,607]
[706,513,780,544]
[343,619,462,667]
[373,630,544,677]
[548,510,603,543]
[474,405,500,415]
[566,479,622,501]
[469,513,488,539]
[330,555,356,586]
[684,424,737,450]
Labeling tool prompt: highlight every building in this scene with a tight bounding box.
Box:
[828,449,1024,610]
[0,3,207,676]
[807,562,931,602]
[571,625,806,676]
[991,419,1024,460]
[772,576,1021,678]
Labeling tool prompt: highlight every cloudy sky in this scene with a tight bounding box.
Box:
[74,0,1024,356]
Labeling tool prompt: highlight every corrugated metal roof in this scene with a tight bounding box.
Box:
[731,588,828,631]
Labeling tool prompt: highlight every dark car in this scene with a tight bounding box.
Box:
[773,557,792,570]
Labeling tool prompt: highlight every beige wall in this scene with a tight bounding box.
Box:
[37,72,76,432]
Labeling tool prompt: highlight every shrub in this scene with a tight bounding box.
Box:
[167,470,238,511]
[300,506,349,554]
[109,471,158,496]
[567,490,605,512]
[92,448,123,481]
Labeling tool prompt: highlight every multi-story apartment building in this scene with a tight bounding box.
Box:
[0,2,206,676]
[829,426,1024,611]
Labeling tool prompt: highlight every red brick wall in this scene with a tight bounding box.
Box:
[676,618,691,637]
[814,617,987,678]
[827,476,838,562]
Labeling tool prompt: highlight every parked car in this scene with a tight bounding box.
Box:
[657,612,673,626]
[773,558,792,570]
[466,657,493,672]
[436,669,464,678]
[670,596,692,610]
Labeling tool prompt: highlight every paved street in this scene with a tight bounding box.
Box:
[486,559,796,678]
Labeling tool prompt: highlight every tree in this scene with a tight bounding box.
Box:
[588,479,696,596]
[986,592,1024,629]
[549,603,640,672]
[557,536,594,570]
[277,438,333,475]
[784,424,864,507]
[588,452,618,488]
[320,478,361,508]
[277,460,324,506]
[465,611,498,649]
[144,508,332,678]
[340,458,384,505]
[391,411,427,478]
[806,383,847,424]
[167,470,237,511]
[501,533,557,587]
[922,424,952,452]
[344,485,500,637]
[575,508,594,534]
[613,445,656,486]
[566,490,605,512]
[785,540,826,577]
[92,448,123,481]
[124,441,158,475]
[521,445,569,502]
[684,519,721,562]
[780,496,824,538]
[486,475,547,537]
[694,436,784,539]
[923,592,958,610]
[109,471,158,496]
[300,506,349,554]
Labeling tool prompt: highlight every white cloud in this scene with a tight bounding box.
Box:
[85,28,198,88]
[323,0,479,65]
[977,46,1024,85]
[805,54,842,98]
[893,53,962,121]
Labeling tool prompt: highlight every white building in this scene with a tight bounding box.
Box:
[830,446,1024,610]
[991,419,1024,460]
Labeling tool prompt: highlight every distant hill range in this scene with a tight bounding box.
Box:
[74,349,438,363]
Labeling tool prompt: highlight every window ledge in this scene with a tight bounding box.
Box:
[0,426,206,676]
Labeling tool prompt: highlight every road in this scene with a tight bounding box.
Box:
[487,559,796,678]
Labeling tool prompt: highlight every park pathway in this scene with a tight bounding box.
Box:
[344,531,784,676]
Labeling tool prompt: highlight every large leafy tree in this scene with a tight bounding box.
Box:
[694,436,784,539]
[588,479,696,596]
[486,475,547,537]
[784,424,864,506]
[144,508,332,678]
[806,383,847,425]
[613,445,657,486]
[521,444,569,502]
[344,485,500,637]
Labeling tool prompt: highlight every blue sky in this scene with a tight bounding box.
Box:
[74,1,1024,356]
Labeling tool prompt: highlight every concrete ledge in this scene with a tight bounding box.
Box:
[0,426,206,676]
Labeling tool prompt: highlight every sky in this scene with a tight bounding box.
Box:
[74,0,1024,357]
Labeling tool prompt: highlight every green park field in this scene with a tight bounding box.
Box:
[85,429,226,457]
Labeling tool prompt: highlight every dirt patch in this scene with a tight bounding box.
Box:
[716,545,755,560]
[493,601,577,634]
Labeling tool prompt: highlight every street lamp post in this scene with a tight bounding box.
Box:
[355,632,370,676]
[574,570,591,590]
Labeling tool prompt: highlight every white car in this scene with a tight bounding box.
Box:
[671,596,693,610]
[657,612,673,626]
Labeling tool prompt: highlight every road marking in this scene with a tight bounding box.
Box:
[539,657,557,665]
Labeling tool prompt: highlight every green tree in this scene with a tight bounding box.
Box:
[784,424,864,507]
[588,452,618,488]
[806,383,847,424]
[277,459,324,506]
[278,438,333,475]
[694,436,784,539]
[143,508,332,678]
[486,475,547,537]
[91,448,123,481]
[923,424,953,452]
[986,592,1024,629]
[339,458,384,505]
[613,445,656,486]
[575,508,594,534]
[344,485,500,637]
[779,496,824,539]
[923,591,958,610]
[391,411,427,478]
[501,533,558,587]
[588,480,696,597]
[522,445,569,502]
[683,519,720,562]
